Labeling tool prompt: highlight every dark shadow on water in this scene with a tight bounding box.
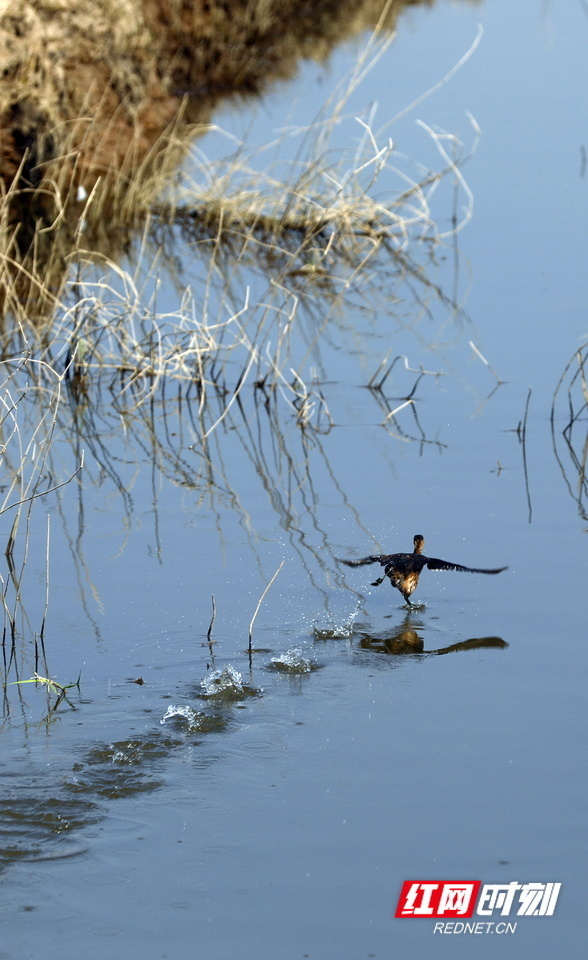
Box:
[0,714,233,869]
[0,792,102,871]
[354,611,507,657]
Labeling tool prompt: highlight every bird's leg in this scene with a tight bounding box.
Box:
[371,576,385,587]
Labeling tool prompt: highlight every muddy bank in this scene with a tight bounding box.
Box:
[0,0,467,322]
[0,0,440,190]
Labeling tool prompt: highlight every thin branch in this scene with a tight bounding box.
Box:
[248,560,284,652]
[469,340,503,384]
[0,453,84,518]
[206,593,216,660]
[40,513,50,643]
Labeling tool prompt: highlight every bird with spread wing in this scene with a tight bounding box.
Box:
[338,534,507,605]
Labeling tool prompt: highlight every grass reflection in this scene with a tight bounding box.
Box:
[551,343,588,523]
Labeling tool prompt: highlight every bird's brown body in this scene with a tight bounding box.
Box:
[338,534,507,605]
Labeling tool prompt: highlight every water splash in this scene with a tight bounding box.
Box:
[160,704,202,727]
[313,603,361,641]
[200,665,244,698]
[269,645,315,673]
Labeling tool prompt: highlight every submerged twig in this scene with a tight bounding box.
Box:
[206,593,217,658]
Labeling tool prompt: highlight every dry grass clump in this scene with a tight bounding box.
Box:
[0,0,444,198]
[0,114,477,432]
[0,0,483,326]
[10,112,473,414]
[0,18,481,427]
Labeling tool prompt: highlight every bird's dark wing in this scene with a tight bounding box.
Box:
[337,555,385,568]
[424,557,508,575]
[338,553,407,568]
[384,554,427,574]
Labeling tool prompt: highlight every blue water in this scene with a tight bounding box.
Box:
[1,2,586,958]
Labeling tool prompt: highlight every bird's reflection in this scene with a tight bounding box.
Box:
[356,612,507,657]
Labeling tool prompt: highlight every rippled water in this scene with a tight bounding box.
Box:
[1,3,587,959]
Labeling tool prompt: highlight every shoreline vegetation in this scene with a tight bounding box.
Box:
[0,0,476,330]
[0,0,440,188]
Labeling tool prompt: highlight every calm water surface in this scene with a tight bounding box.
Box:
[2,2,586,958]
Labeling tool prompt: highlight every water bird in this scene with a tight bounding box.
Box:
[338,534,507,605]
